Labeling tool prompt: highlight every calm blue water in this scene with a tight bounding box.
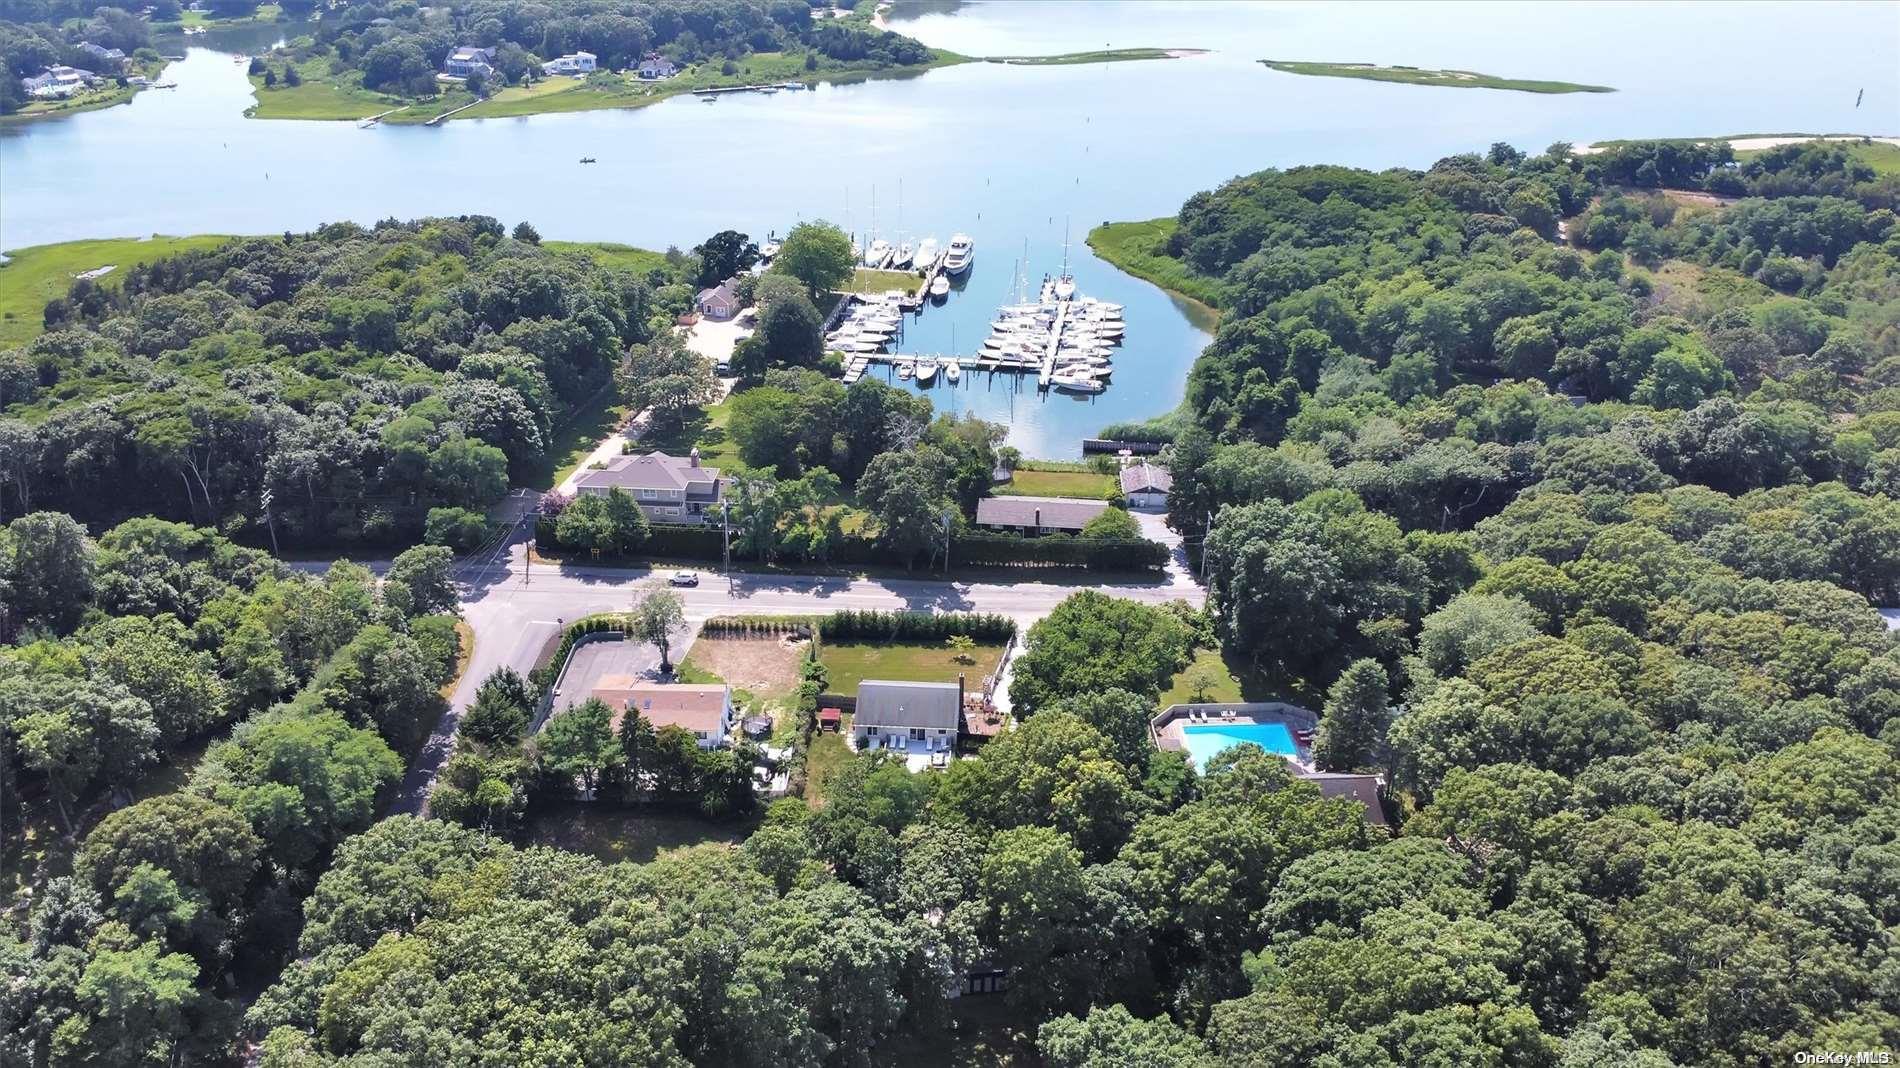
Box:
[1181,721,1299,770]
[3,1,1895,455]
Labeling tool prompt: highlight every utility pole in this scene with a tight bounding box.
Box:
[261,488,280,556]
[941,508,954,576]
[722,501,733,595]
[525,537,533,586]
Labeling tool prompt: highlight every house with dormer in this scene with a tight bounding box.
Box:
[572,449,724,526]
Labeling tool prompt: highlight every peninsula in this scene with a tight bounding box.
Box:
[1261,58,1614,94]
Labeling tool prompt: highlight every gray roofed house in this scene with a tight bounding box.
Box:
[1119,461,1172,510]
[696,279,741,320]
[572,448,723,525]
[1303,772,1389,827]
[854,679,963,762]
[974,494,1109,535]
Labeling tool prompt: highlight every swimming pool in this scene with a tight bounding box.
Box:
[1179,722,1299,771]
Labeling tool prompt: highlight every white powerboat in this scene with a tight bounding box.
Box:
[943,234,973,275]
[864,239,892,269]
[930,275,950,299]
[944,361,961,383]
[913,236,940,270]
[1050,371,1105,394]
[898,362,913,379]
[915,359,938,385]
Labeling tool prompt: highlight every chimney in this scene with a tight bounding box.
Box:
[688,446,700,468]
[958,673,965,710]
[1033,507,1041,529]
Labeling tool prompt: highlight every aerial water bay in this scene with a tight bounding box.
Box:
[2,0,1894,455]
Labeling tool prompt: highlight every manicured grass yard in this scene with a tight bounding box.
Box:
[640,394,742,471]
[820,640,1006,696]
[0,235,237,349]
[532,386,630,490]
[247,57,421,121]
[997,468,1119,499]
[522,802,759,864]
[1086,218,1226,312]
[845,267,923,296]
[1160,646,1249,707]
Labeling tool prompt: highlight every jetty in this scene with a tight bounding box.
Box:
[424,99,482,125]
[695,82,811,98]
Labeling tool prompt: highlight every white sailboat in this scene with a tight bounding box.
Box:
[913,236,940,271]
[864,239,893,269]
[1050,371,1105,394]
[944,360,961,383]
[1054,218,1076,301]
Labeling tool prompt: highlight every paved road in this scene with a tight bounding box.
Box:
[388,534,1205,813]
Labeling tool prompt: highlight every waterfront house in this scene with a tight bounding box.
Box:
[593,679,734,749]
[573,448,724,526]
[695,279,741,320]
[974,495,1109,536]
[1119,461,1172,510]
[543,51,597,76]
[853,679,963,766]
[78,41,128,68]
[24,65,97,98]
[638,52,679,79]
[443,45,496,79]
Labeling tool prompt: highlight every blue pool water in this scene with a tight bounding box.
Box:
[1180,722,1299,771]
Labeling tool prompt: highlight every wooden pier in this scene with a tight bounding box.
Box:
[841,351,1079,388]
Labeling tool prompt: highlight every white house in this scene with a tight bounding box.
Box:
[598,680,734,749]
[852,679,963,766]
[543,51,597,76]
[24,65,97,98]
[638,52,678,79]
[1119,461,1173,510]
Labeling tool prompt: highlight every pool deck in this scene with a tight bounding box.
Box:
[1151,701,1319,771]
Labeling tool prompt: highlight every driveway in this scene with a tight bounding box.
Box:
[685,316,752,366]
[1135,510,1196,589]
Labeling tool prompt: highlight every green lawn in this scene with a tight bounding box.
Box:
[1261,59,1614,94]
[1086,218,1226,312]
[0,235,237,349]
[845,267,923,296]
[1160,647,1250,707]
[640,394,742,471]
[520,802,759,864]
[820,640,1006,696]
[246,57,417,120]
[532,387,631,491]
[997,468,1118,499]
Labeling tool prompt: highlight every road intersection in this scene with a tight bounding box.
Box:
[391,528,1205,812]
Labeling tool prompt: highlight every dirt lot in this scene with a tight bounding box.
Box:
[680,634,807,701]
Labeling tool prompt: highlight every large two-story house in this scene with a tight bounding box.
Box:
[443,45,496,79]
[573,448,724,526]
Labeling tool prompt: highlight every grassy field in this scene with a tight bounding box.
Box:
[246,57,414,120]
[546,241,672,278]
[0,235,237,349]
[1736,140,1900,175]
[845,267,924,296]
[1261,59,1614,94]
[997,468,1119,499]
[1085,219,1226,313]
[521,802,759,864]
[640,394,742,471]
[820,640,1006,696]
[983,47,1195,66]
[155,3,282,28]
[802,732,852,807]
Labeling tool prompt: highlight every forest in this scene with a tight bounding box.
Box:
[6,137,1900,1065]
[0,215,659,546]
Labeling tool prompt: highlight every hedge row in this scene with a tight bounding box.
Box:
[530,613,626,692]
[538,516,1167,574]
[816,610,1016,643]
[702,616,815,637]
[951,535,1168,572]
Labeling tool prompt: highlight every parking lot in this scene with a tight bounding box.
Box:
[550,636,662,714]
